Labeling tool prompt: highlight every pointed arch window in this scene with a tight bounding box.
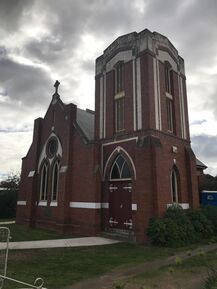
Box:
[110,155,131,180]
[170,168,179,203]
[40,163,48,201]
[51,160,60,202]
[165,61,173,95]
[115,61,124,93]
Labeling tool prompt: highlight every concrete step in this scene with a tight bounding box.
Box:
[102,228,136,242]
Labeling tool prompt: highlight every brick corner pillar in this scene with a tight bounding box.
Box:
[185,146,199,209]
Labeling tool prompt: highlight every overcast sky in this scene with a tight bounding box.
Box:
[0,0,217,180]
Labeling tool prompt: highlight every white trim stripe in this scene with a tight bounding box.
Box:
[103,72,106,138]
[153,58,159,129]
[69,202,137,211]
[69,202,109,209]
[102,137,138,147]
[102,202,109,209]
[132,59,137,131]
[136,58,142,130]
[17,201,26,206]
[178,75,187,139]
[99,76,104,139]
[202,190,217,194]
[153,58,162,130]
[156,60,162,130]
[132,204,137,211]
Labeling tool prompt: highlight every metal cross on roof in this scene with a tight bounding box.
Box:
[54,80,60,94]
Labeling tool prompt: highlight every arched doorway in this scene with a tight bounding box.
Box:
[108,154,132,230]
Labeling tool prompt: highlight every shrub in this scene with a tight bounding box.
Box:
[0,189,17,218]
[202,206,217,235]
[165,205,196,244]
[187,209,214,239]
[147,217,181,247]
[147,205,216,247]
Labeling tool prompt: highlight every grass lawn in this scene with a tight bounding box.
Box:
[3,224,73,242]
[2,243,178,289]
[1,224,217,289]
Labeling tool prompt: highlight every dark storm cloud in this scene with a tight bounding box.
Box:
[23,0,139,67]
[0,53,51,107]
[0,0,217,177]
[0,0,34,31]
[143,0,217,66]
[84,0,137,36]
[25,37,67,65]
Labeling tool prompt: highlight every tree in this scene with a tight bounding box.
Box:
[0,172,20,190]
[0,172,20,219]
[200,174,217,191]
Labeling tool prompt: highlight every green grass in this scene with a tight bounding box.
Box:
[1,224,217,289]
[2,244,177,289]
[5,224,72,242]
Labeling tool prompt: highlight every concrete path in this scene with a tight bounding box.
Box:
[0,237,119,250]
[0,221,15,225]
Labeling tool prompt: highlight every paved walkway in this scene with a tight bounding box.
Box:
[0,237,119,250]
[0,221,15,225]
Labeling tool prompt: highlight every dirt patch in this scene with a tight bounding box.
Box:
[123,268,207,289]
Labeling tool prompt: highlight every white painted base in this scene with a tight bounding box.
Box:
[17,201,26,206]
[167,203,189,210]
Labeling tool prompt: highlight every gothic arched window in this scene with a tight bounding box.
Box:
[110,155,131,180]
[171,168,179,203]
[40,163,49,201]
[165,61,173,95]
[51,160,60,202]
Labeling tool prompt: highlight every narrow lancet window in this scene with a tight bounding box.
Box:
[51,161,60,202]
[40,163,48,201]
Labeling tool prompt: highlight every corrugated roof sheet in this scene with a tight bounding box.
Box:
[196,158,207,169]
[76,108,94,141]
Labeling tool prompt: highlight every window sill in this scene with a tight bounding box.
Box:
[167,203,189,210]
[38,201,47,206]
[165,92,173,99]
[115,129,125,135]
[50,202,58,207]
[114,91,125,99]
[167,130,175,135]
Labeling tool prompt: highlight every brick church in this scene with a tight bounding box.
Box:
[16,29,204,243]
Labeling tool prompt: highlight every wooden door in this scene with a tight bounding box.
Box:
[109,181,132,230]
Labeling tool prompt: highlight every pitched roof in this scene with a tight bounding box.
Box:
[196,158,207,169]
[76,108,94,141]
